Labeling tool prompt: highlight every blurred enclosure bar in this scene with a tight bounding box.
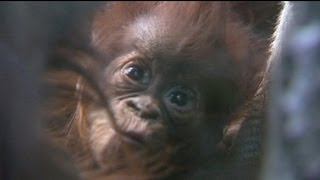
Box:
[262,2,320,180]
[0,2,103,180]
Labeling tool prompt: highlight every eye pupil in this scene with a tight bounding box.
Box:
[125,65,144,81]
[169,91,188,107]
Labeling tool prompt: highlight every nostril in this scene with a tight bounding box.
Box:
[126,97,160,120]
[126,100,140,111]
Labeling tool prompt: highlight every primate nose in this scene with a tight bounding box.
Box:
[126,96,160,120]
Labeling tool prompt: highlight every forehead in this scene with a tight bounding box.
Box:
[125,15,227,61]
[125,15,178,56]
[120,11,235,83]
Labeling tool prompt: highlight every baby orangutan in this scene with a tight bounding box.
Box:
[43,2,278,179]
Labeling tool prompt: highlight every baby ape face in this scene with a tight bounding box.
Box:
[96,24,240,166]
[88,2,262,176]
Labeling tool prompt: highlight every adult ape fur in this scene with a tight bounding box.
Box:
[44,2,279,179]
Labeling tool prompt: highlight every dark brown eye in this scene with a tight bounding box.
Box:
[168,90,189,107]
[124,65,146,82]
[166,86,195,109]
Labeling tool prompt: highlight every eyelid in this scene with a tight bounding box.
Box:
[112,51,147,68]
[121,54,151,71]
[126,51,149,65]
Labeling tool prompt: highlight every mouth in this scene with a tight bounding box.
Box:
[121,130,146,146]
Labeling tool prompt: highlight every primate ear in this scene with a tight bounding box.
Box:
[231,1,281,38]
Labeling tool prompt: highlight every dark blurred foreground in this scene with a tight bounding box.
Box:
[1,2,320,180]
[0,2,103,179]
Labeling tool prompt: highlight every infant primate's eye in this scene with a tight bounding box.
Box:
[166,87,195,110]
[125,65,144,81]
[124,65,146,82]
[168,90,188,107]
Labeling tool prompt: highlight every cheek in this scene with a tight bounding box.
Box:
[167,105,203,129]
[173,112,223,145]
[205,120,224,143]
[87,106,118,165]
